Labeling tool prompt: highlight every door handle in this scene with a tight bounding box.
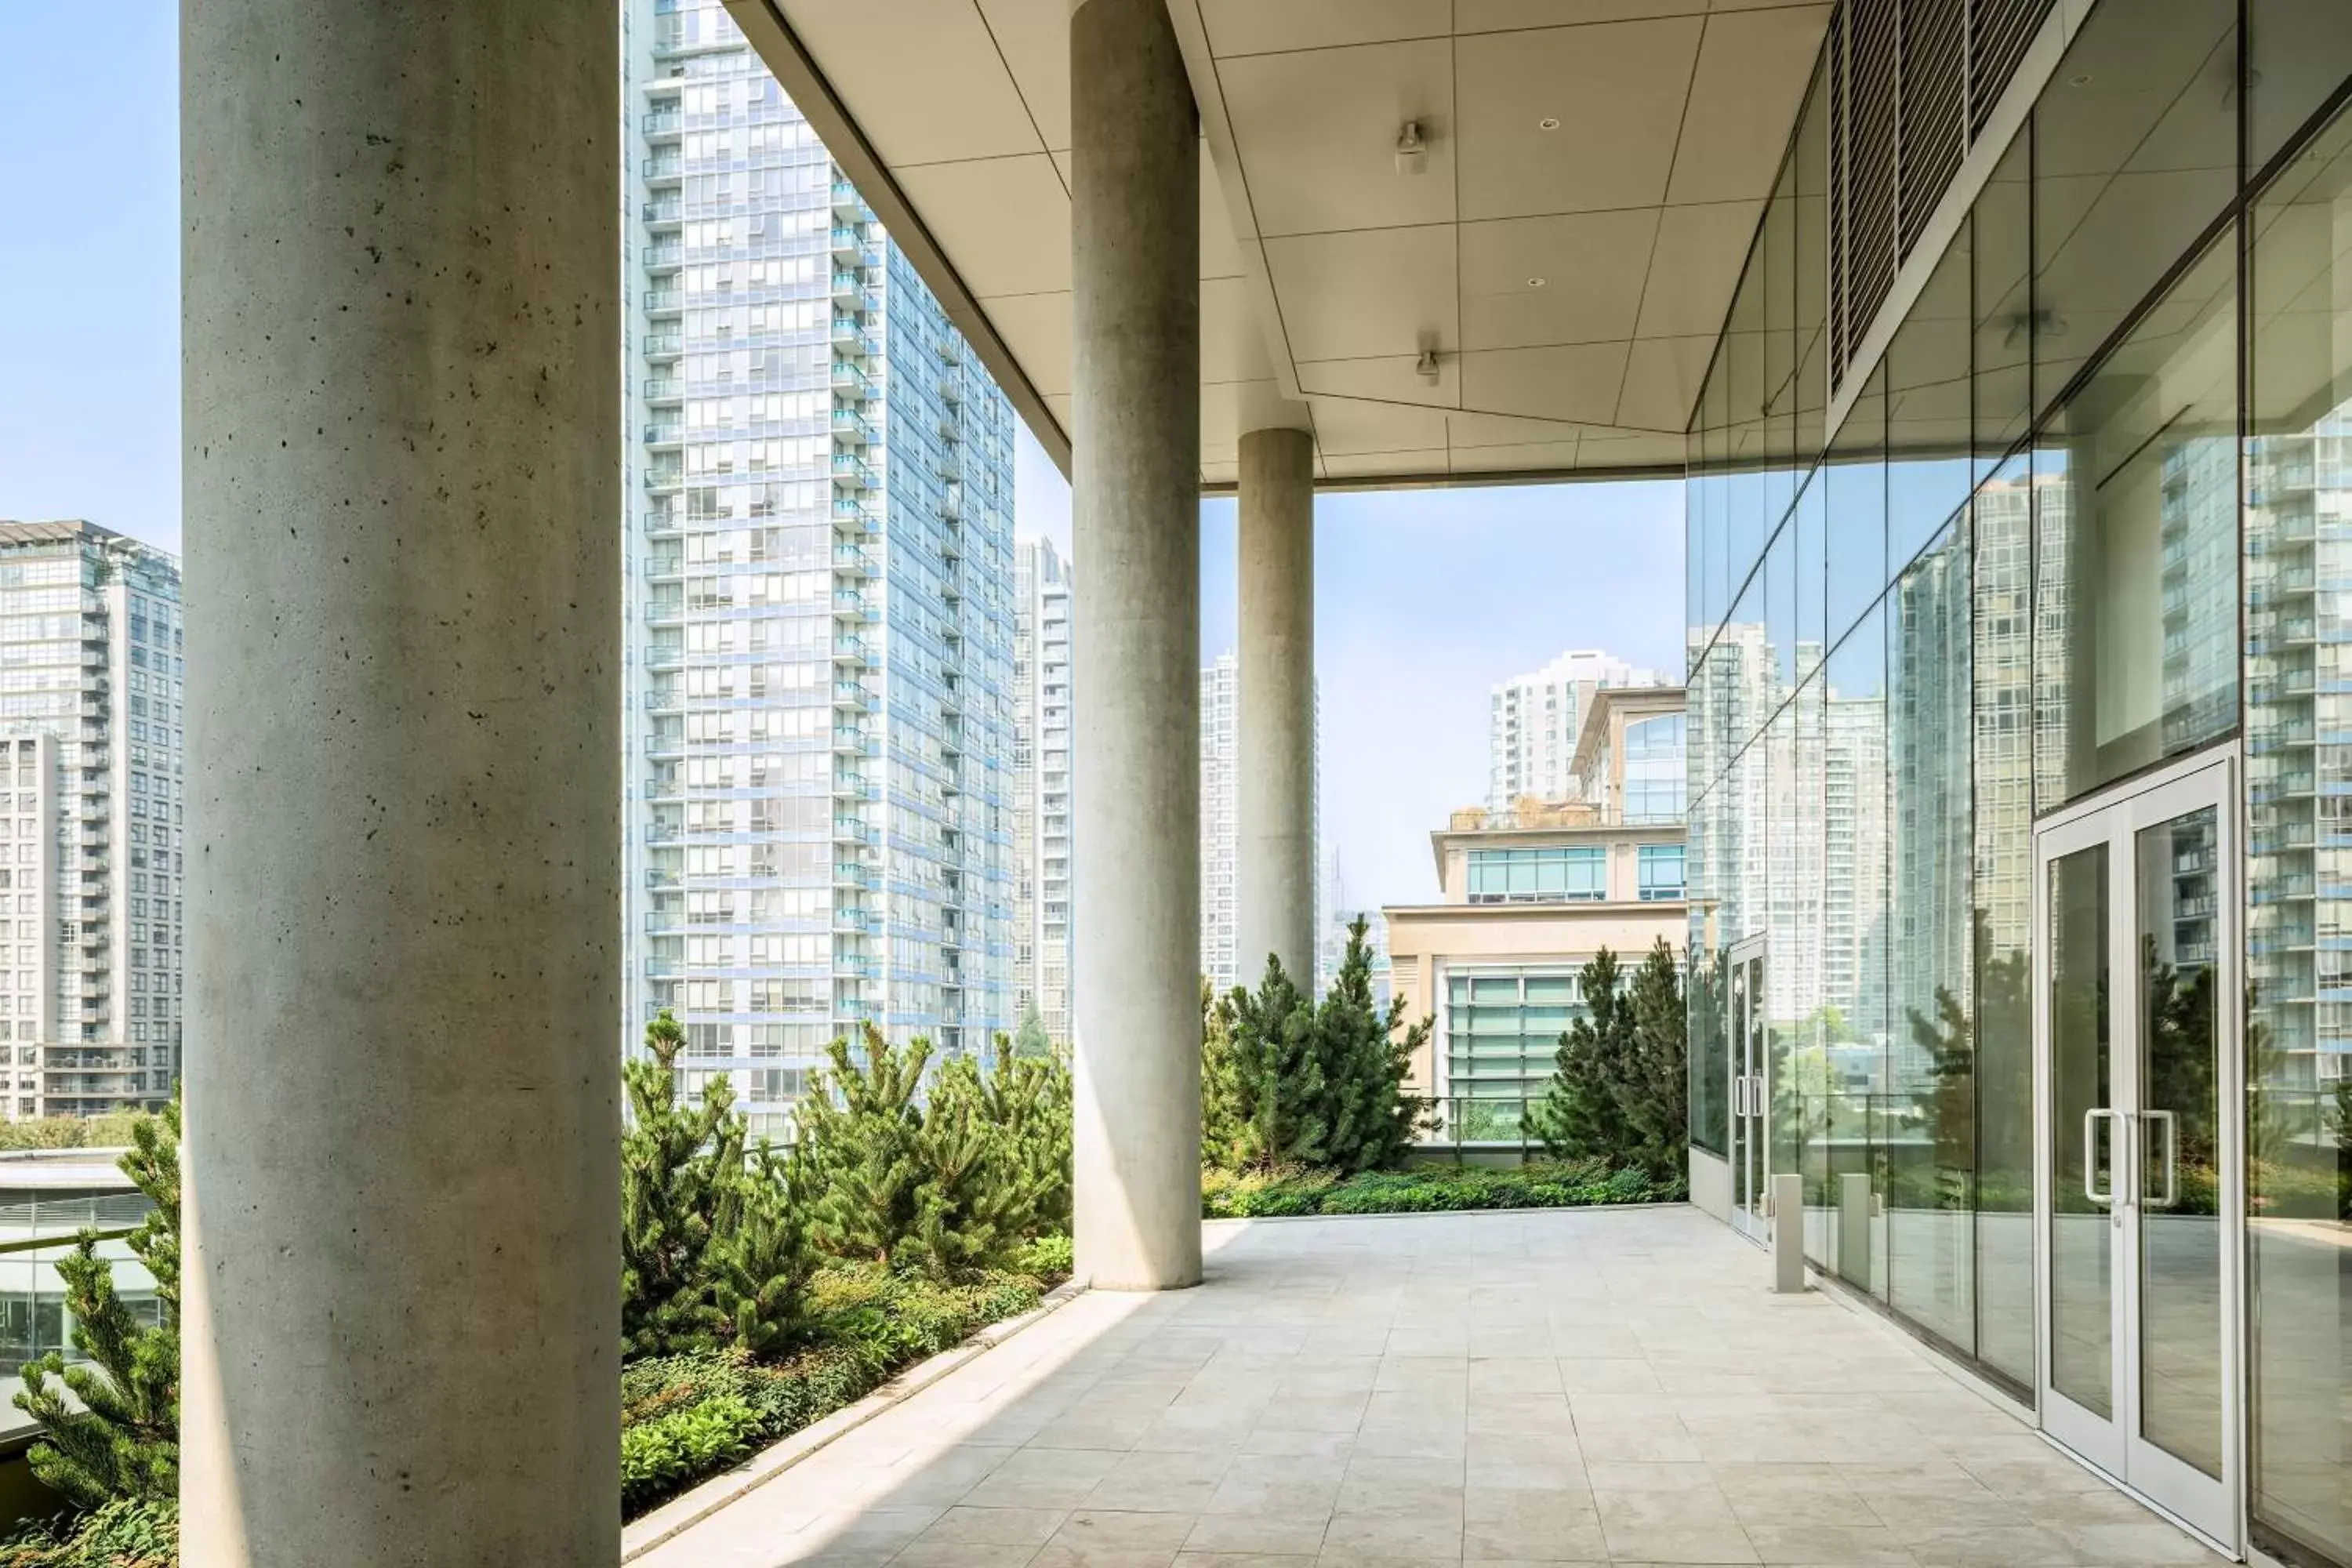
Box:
[2083,1108,2118,1208]
[2142,1109,2178,1208]
[1733,1076,1748,1119]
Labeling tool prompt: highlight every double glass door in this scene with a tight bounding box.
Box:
[1728,936,1769,1243]
[2034,755,2240,1552]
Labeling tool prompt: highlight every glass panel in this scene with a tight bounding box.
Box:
[1888,520,1975,1351]
[2032,238,2239,808]
[1824,609,1890,1291]
[1794,470,1827,686]
[1690,935,1730,1157]
[2033,3,2239,416]
[1763,152,1800,532]
[1974,135,2034,479]
[1784,673,1835,1269]
[2136,806,2224,1479]
[2245,93,2352,1568]
[1887,233,1976,576]
[2049,840,2114,1419]
[1766,519,1797,696]
[1794,60,1830,462]
[1973,456,2038,1388]
[1828,369,1888,649]
[2250,2,2352,172]
[1731,953,1755,1199]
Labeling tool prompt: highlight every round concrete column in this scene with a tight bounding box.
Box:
[1069,0,1203,1290]
[1236,427,1316,989]
[181,5,619,1563]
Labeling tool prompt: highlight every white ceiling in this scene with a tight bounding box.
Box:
[744,0,1829,485]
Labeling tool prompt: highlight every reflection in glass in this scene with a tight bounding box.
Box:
[1973,457,2037,1388]
[1828,370,1887,648]
[1888,521,1974,1350]
[2032,3,2238,414]
[2245,94,2352,1567]
[2049,842,2114,1418]
[1973,136,2033,477]
[1824,612,1890,1292]
[2033,239,2238,808]
[1887,234,1976,575]
[2136,808,2225,1479]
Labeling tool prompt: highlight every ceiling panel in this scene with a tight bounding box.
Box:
[1454,18,1702,220]
[1664,5,1831,205]
[1632,200,1764,338]
[1457,0,1707,27]
[1202,276,1277,385]
[1264,224,1459,362]
[897,154,1072,298]
[976,0,1073,153]
[1459,209,1661,350]
[1047,149,1244,281]
[983,290,1073,397]
[1200,0,1451,56]
[1452,437,1584,474]
[1460,342,1634,425]
[786,1,1043,167]
[1324,448,1452,478]
[1305,396,1452,456]
[1447,411,1598,448]
[1576,430,1689,467]
[1297,354,1460,409]
[1217,38,1457,237]
[1615,334,1716,429]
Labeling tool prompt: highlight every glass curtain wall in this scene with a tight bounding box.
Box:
[1690,23,2352,1535]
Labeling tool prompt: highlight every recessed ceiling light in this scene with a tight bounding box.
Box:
[2067,73,2092,86]
[1537,117,1561,131]
[1526,276,1548,289]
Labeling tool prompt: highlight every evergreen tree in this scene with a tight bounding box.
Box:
[1202,957,1325,1172]
[707,1140,814,1359]
[793,1025,932,1267]
[980,1039,1073,1234]
[1618,938,1690,1176]
[620,1011,742,1356]
[1313,916,1433,1173]
[1526,946,1632,1160]
[16,1095,180,1508]
[1011,998,1052,1061]
[908,1054,1050,1276]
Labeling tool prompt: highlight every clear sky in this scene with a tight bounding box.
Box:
[1,2,1687,915]
[1017,434,1684,909]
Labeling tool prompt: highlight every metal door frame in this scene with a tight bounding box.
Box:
[2031,746,2244,1557]
[1728,933,1769,1245]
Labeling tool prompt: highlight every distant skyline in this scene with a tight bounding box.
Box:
[1014,434,1683,910]
[0,2,1688,919]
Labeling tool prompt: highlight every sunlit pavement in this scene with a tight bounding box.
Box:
[632,1205,2216,1566]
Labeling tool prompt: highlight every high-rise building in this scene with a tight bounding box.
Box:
[622,0,1018,1134]
[1199,654,1239,993]
[1198,652,1322,994]
[0,523,181,1120]
[1012,538,1073,1047]
[1486,649,1663,811]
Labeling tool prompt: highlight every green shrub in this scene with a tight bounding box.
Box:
[0,1497,177,1568]
[1011,1232,1073,1278]
[621,1392,764,1512]
[1203,1160,1680,1219]
[1526,941,1688,1178]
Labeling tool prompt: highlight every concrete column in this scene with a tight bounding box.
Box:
[181,6,619,1564]
[1070,0,1202,1290]
[1236,427,1316,988]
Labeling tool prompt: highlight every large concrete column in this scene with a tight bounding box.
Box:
[1070,0,1202,1290]
[1236,427,1316,988]
[181,6,619,1563]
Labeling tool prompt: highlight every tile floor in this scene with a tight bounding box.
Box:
[632,1206,2220,1566]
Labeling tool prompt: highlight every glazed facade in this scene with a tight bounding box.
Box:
[1685,5,2352,1563]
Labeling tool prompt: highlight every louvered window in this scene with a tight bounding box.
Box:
[1828,0,2056,390]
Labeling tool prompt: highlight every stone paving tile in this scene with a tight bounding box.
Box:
[631,1210,2229,1568]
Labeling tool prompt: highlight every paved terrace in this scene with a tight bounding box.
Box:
[637,1207,2217,1567]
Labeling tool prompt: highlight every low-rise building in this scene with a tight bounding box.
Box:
[1386,688,1686,1155]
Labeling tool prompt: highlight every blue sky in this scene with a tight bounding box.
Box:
[2,5,1686,910]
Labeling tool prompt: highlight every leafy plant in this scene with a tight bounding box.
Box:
[620,1392,763,1511]
[15,1095,179,1509]
[1200,1158,1680,1219]
[0,1497,177,1568]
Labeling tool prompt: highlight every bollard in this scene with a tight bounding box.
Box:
[1771,1172,1806,1293]
[1838,1172,1872,1287]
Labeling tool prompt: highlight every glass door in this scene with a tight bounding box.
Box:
[2033,754,2241,1552]
[1729,936,1769,1243]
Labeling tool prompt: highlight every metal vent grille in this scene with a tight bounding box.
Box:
[1829,0,2054,394]
[1900,0,1965,259]
[1969,0,2054,137]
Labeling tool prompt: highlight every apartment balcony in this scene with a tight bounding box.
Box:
[641,109,681,139]
[831,633,873,666]
[831,408,875,445]
[830,453,877,491]
[829,223,866,260]
[641,239,682,273]
[829,179,867,218]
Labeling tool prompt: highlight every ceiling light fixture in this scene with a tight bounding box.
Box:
[1537,116,1561,131]
[1415,343,1443,384]
[1395,121,1429,176]
[1526,276,1547,289]
[2067,73,2092,87]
